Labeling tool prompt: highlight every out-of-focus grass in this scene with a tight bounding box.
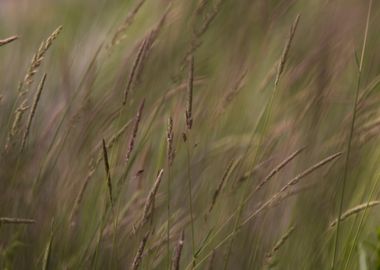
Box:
[1,0,380,269]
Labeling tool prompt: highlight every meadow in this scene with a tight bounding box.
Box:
[1,0,380,269]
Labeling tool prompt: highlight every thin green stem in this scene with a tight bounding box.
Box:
[331,1,372,269]
[343,173,380,270]
[222,15,299,269]
[167,166,172,269]
[185,135,196,266]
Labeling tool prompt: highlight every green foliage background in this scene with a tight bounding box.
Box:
[1,0,380,269]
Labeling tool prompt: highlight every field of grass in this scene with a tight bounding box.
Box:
[1,0,380,269]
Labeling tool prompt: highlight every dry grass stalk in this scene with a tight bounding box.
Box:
[208,160,235,213]
[275,15,300,87]
[131,232,150,270]
[0,217,35,225]
[0,35,18,47]
[276,152,341,195]
[359,125,380,146]
[145,3,171,50]
[249,184,316,224]
[5,27,62,151]
[10,99,29,137]
[207,249,216,270]
[358,118,380,135]
[126,99,145,163]
[142,213,191,257]
[167,116,175,166]
[186,0,223,71]
[21,73,47,152]
[139,169,164,229]
[357,117,380,144]
[195,0,209,15]
[357,73,380,110]
[126,5,171,92]
[102,139,113,207]
[191,158,338,270]
[123,38,149,105]
[135,35,152,84]
[265,225,296,265]
[329,200,380,228]
[185,56,194,130]
[5,99,30,151]
[258,60,280,93]
[70,119,132,224]
[172,230,185,270]
[102,193,144,238]
[181,40,202,71]
[254,146,306,193]
[23,26,62,90]
[70,167,96,225]
[121,7,170,104]
[222,68,248,109]
[109,0,146,49]
[241,152,342,227]
[92,118,133,164]
[194,0,223,37]
[107,119,133,148]
[42,220,54,270]
[238,157,275,183]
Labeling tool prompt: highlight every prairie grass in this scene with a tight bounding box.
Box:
[1,0,380,269]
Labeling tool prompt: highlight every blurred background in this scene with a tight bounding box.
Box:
[1,0,380,269]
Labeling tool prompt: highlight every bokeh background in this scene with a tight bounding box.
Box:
[1,0,380,269]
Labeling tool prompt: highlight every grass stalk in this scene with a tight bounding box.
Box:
[331,1,372,269]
